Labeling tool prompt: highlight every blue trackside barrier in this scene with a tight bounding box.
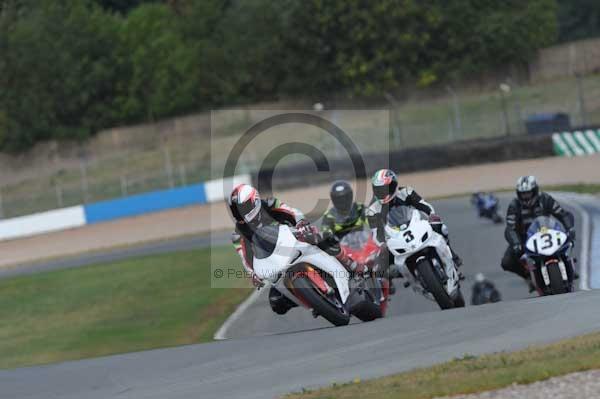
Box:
[0,174,251,241]
[84,183,207,224]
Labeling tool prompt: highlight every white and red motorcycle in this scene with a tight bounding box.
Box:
[385,207,465,309]
[252,224,351,326]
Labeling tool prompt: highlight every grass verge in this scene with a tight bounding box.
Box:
[0,246,250,369]
[545,183,600,195]
[286,331,600,399]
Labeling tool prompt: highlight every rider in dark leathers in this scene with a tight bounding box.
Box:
[321,180,368,240]
[471,273,502,305]
[502,176,577,285]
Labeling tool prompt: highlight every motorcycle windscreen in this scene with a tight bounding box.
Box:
[387,206,413,229]
[252,224,281,259]
[340,229,370,249]
[526,216,566,238]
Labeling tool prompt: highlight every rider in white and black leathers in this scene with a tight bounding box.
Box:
[502,175,577,284]
[228,183,355,315]
[365,169,463,270]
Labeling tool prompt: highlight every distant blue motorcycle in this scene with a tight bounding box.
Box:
[471,192,503,224]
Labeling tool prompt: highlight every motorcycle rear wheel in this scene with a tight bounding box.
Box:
[292,276,350,326]
[416,259,455,310]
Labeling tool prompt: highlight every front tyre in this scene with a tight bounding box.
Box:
[492,213,503,224]
[292,276,350,326]
[416,259,455,310]
[453,289,466,308]
[547,262,568,295]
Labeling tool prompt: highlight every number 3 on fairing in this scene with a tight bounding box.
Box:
[403,230,415,243]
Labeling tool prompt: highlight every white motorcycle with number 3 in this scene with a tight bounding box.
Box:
[385,207,464,309]
[252,224,351,326]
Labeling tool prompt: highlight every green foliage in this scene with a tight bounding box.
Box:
[557,0,600,42]
[0,0,122,151]
[115,3,198,121]
[0,0,561,152]
[93,0,159,14]
[435,0,558,77]
[285,0,558,95]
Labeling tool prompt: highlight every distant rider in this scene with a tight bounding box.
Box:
[471,192,490,217]
[471,273,501,305]
[502,176,577,288]
[366,169,463,270]
[228,183,355,315]
[321,180,368,239]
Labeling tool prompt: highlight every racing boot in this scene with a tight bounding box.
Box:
[268,286,297,315]
[449,247,465,280]
[449,246,463,268]
[526,277,536,293]
[335,246,361,273]
[569,257,580,280]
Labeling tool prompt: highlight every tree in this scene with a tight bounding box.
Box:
[557,0,600,42]
[0,0,122,151]
[93,0,159,14]
[115,3,199,121]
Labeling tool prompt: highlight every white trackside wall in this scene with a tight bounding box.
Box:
[0,174,251,242]
[204,174,252,203]
[0,206,86,241]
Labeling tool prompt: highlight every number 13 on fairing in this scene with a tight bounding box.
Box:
[526,230,568,256]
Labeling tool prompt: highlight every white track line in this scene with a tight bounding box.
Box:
[213,284,266,340]
[553,192,591,291]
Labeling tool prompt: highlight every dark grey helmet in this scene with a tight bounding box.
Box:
[330,180,353,214]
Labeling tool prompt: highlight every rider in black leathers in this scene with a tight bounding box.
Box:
[502,176,577,285]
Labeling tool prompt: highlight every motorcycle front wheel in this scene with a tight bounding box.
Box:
[292,276,350,326]
[416,259,455,310]
[547,262,569,295]
[492,213,504,224]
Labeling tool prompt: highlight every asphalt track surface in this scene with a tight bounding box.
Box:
[1,196,597,399]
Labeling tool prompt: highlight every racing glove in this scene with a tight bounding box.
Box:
[295,220,319,244]
[428,214,442,223]
[512,243,523,254]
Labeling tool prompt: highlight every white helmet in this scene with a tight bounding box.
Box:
[516,175,539,207]
[228,184,262,225]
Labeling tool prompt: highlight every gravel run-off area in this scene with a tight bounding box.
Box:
[442,369,600,399]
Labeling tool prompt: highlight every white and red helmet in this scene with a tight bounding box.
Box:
[371,169,398,204]
[228,184,262,224]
